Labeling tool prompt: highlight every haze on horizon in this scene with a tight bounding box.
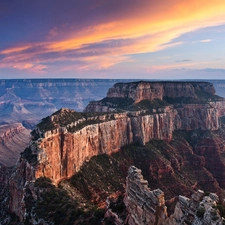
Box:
[0,0,225,80]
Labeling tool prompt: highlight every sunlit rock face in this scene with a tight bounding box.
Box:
[32,108,178,184]
[25,82,225,185]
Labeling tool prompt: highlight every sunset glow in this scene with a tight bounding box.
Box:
[0,0,225,79]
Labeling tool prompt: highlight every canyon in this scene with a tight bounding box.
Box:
[0,79,225,167]
[0,79,131,167]
[1,81,225,224]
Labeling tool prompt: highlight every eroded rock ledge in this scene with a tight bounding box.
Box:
[29,99,225,186]
[124,166,224,225]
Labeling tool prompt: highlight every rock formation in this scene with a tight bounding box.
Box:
[84,81,220,112]
[24,82,225,185]
[0,79,134,168]
[0,123,31,166]
[124,166,224,225]
[124,166,167,225]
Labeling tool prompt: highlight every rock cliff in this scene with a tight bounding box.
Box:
[84,81,220,112]
[0,79,133,168]
[124,166,224,225]
[11,82,225,188]
[30,107,179,184]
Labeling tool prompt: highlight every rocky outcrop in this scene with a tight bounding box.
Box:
[124,166,167,225]
[124,166,224,225]
[21,82,225,185]
[0,123,31,166]
[32,108,179,184]
[106,82,215,103]
[84,81,218,112]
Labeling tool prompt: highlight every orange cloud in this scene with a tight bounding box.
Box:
[0,0,225,72]
[0,45,31,55]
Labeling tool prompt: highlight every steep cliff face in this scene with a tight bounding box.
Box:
[84,81,219,112]
[32,108,179,184]
[106,81,215,103]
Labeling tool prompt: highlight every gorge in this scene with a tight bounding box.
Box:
[1,81,225,225]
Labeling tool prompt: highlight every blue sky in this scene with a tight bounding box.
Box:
[0,0,225,79]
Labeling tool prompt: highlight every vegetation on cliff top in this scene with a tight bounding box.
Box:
[36,108,116,133]
[37,108,84,131]
[95,81,223,111]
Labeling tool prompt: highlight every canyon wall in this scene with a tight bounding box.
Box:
[0,123,31,166]
[33,108,179,184]
[21,82,225,185]
[106,81,215,103]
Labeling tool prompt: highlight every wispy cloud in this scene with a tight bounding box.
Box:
[176,59,192,63]
[0,0,225,73]
[193,39,212,43]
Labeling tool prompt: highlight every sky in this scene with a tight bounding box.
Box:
[0,0,225,80]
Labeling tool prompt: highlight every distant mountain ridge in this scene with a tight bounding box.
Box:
[0,79,133,125]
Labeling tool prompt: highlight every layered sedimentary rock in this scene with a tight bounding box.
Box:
[124,166,167,225]
[84,81,219,112]
[32,108,179,184]
[0,123,31,166]
[21,82,225,185]
[124,166,224,225]
[106,82,215,103]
